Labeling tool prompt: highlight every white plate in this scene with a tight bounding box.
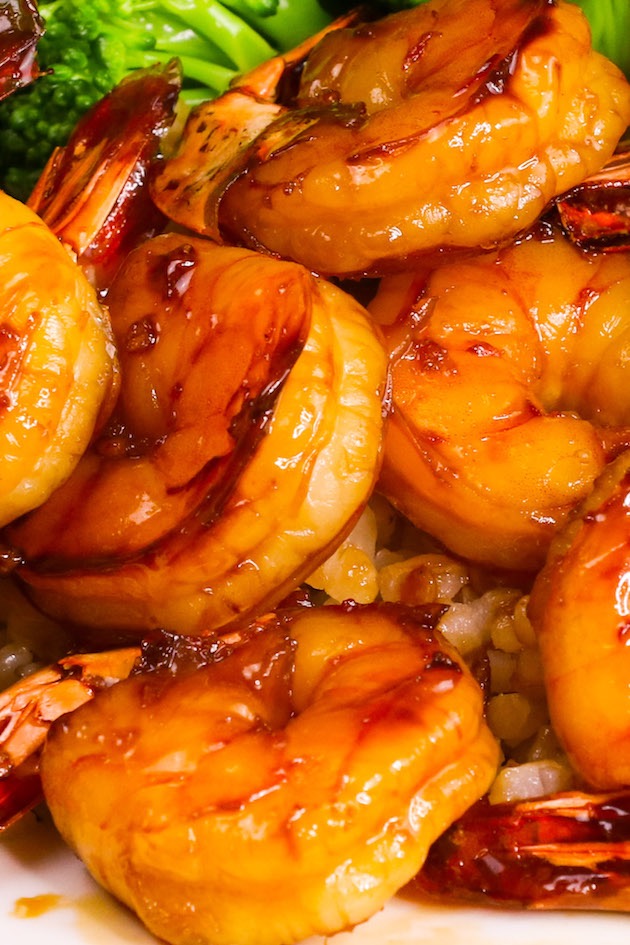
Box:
[1,805,629,945]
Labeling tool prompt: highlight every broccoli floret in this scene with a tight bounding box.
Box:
[0,0,337,201]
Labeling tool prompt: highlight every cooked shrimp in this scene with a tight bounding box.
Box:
[369,224,630,572]
[414,790,630,909]
[208,0,630,277]
[5,234,387,639]
[39,602,500,945]
[528,450,630,790]
[0,191,117,528]
[0,646,139,780]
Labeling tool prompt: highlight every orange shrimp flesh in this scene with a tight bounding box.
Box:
[39,602,500,945]
[529,450,630,790]
[5,235,387,640]
[0,646,140,829]
[215,0,630,278]
[369,225,630,573]
[0,191,117,528]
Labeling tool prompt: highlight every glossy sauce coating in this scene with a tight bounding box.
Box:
[7,235,388,638]
[370,226,630,572]
[41,602,500,945]
[217,0,630,276]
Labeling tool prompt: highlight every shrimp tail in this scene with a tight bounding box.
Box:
[0,646,140,830]
[412,791,630,911]
[149,7,374,238]
[0,0,43,101]
[28,60,182,291]
[556,143,630,252]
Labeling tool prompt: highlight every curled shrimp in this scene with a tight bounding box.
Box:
[158,0,630,278]
[369,224,630,573]
[0,191,117,528]
[529,449,630,790]
[4,234,387,640]
[38,602,500,945]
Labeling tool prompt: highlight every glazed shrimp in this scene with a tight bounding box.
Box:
[369,224,630,573]
[0,191,117,528]
[5,234,387,640]
[206,0,630,277]
[39,602,500,945]
[528,450,630,790]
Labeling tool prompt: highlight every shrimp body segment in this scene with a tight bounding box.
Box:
[216,0,630,277]
[370,227,630,572]
[7,235,388,638]
[529,451,630,790]
[0,192,116,527]
[40,603,500,945]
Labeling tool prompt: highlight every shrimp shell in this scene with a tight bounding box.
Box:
[413,790,630,910]
[40,602,500,945]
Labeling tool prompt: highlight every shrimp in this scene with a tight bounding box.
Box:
[178,0,630,278]
[4,234,388,640]
[413,790,630,909]
[528,449,630,790]
[0,191,117,528]
[38,602,500,945]
[368,224,630,573]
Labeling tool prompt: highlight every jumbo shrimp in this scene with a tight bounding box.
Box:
[0,191,116,527]
[38,602,500,945]
[369,224,630,573]
[157,0,630,277]
[5,234,388,639]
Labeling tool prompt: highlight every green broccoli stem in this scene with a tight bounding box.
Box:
[128,48,238,94]
[224,0,336,49]
[155,0,277,71]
